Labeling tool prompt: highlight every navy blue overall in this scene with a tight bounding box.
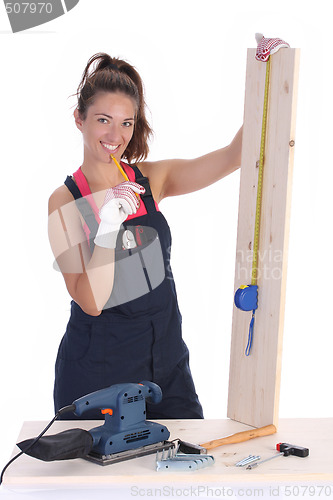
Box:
[54,165,203,420]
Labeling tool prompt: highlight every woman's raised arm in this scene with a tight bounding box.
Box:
[141,126,242,202]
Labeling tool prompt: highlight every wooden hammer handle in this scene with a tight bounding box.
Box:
[200,424,277,450]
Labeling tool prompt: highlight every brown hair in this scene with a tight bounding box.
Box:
[76,52,152,163]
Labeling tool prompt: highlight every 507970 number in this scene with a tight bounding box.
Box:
[284,485,332,497]
[5,3,53,14]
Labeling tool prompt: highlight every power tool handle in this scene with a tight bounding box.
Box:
[140,381,162,404]
[73,381,163,416]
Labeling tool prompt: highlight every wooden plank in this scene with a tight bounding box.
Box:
[4,418,332,485]
[227,48,300,428]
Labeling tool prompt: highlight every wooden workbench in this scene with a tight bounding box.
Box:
[3,418,333,487]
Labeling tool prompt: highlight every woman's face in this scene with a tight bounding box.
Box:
[75,91,136,165]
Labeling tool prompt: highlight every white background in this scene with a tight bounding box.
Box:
[0,0,332,473]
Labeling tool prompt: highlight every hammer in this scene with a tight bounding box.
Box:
[179,424,277,454]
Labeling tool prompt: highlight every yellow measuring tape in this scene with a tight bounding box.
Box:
[251,56,271,285]
[233,55,271,355]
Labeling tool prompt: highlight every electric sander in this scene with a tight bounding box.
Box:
[73,380,172,464]
[14,381,174,467]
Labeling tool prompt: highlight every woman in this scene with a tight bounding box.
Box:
[48,52,242,420]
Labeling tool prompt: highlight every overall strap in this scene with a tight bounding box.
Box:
[131,165,156,213]
[73,168,100,221]
[64,175,98,251]
[64,175,81,200]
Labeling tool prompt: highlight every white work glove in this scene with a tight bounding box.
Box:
[255,33,290,62]
[94,181,145,249]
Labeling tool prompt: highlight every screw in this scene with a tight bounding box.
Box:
[246,452,284,469]
[235,455,261,467]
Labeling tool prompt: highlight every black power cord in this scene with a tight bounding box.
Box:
[0,404,76,486]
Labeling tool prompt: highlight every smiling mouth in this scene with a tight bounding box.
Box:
[100,141,120,152]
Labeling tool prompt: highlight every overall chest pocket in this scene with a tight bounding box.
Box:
[104,225,165,310]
